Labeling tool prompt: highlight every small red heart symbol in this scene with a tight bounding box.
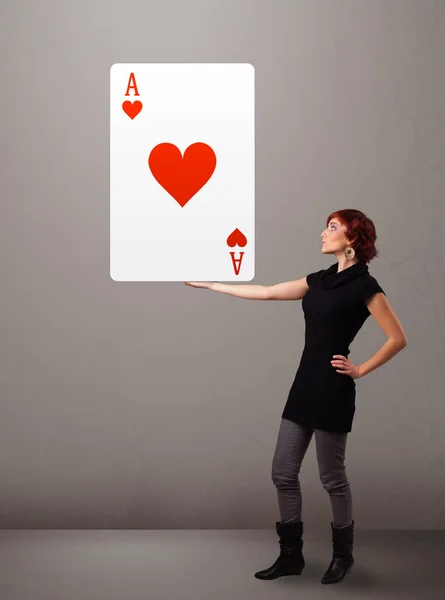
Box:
[227,228,247,248]
[122,100,143,119]
[148,142,217,207]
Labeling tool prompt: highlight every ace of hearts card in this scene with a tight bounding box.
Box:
[110,63,255,282]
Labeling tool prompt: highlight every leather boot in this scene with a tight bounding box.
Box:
[321,520,355,584]
[254,520,305,580]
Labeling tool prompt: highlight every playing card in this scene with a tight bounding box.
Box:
[110,63,255,282]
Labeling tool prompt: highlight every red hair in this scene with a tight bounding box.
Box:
[326,209,380,264]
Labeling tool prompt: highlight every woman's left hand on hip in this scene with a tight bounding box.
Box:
[331,355,361,379]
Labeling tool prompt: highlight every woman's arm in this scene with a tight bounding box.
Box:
[211,277,309,301]
[211,283,269,299]
[358,293,408,377]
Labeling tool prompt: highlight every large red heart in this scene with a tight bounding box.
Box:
[148,142,217,207]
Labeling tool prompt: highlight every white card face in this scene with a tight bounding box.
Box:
[110,63,255,282]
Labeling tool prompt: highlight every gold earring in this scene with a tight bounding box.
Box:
[344,246,355,259]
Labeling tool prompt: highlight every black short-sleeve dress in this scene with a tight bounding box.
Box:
[281,260,385,434]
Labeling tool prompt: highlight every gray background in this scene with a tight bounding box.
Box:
[2,0,444,530]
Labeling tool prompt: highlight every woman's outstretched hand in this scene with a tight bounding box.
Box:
[182,281,214,290]
[331,355,362,379]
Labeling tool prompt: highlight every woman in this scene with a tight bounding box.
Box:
[183,209,407,585]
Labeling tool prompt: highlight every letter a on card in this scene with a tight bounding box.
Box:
[110,63,255,281]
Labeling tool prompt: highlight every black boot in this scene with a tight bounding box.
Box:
[321,520,355,584]
[254,520,305,580]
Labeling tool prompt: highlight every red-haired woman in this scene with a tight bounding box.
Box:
[183,209,407,585]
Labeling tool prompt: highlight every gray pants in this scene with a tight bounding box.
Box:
[272,418,353,527]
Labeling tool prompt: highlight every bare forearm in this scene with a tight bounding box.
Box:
[358,338,407,378]
[211,283,268,300]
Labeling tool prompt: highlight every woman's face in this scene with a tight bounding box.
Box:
[320,219,350,254]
